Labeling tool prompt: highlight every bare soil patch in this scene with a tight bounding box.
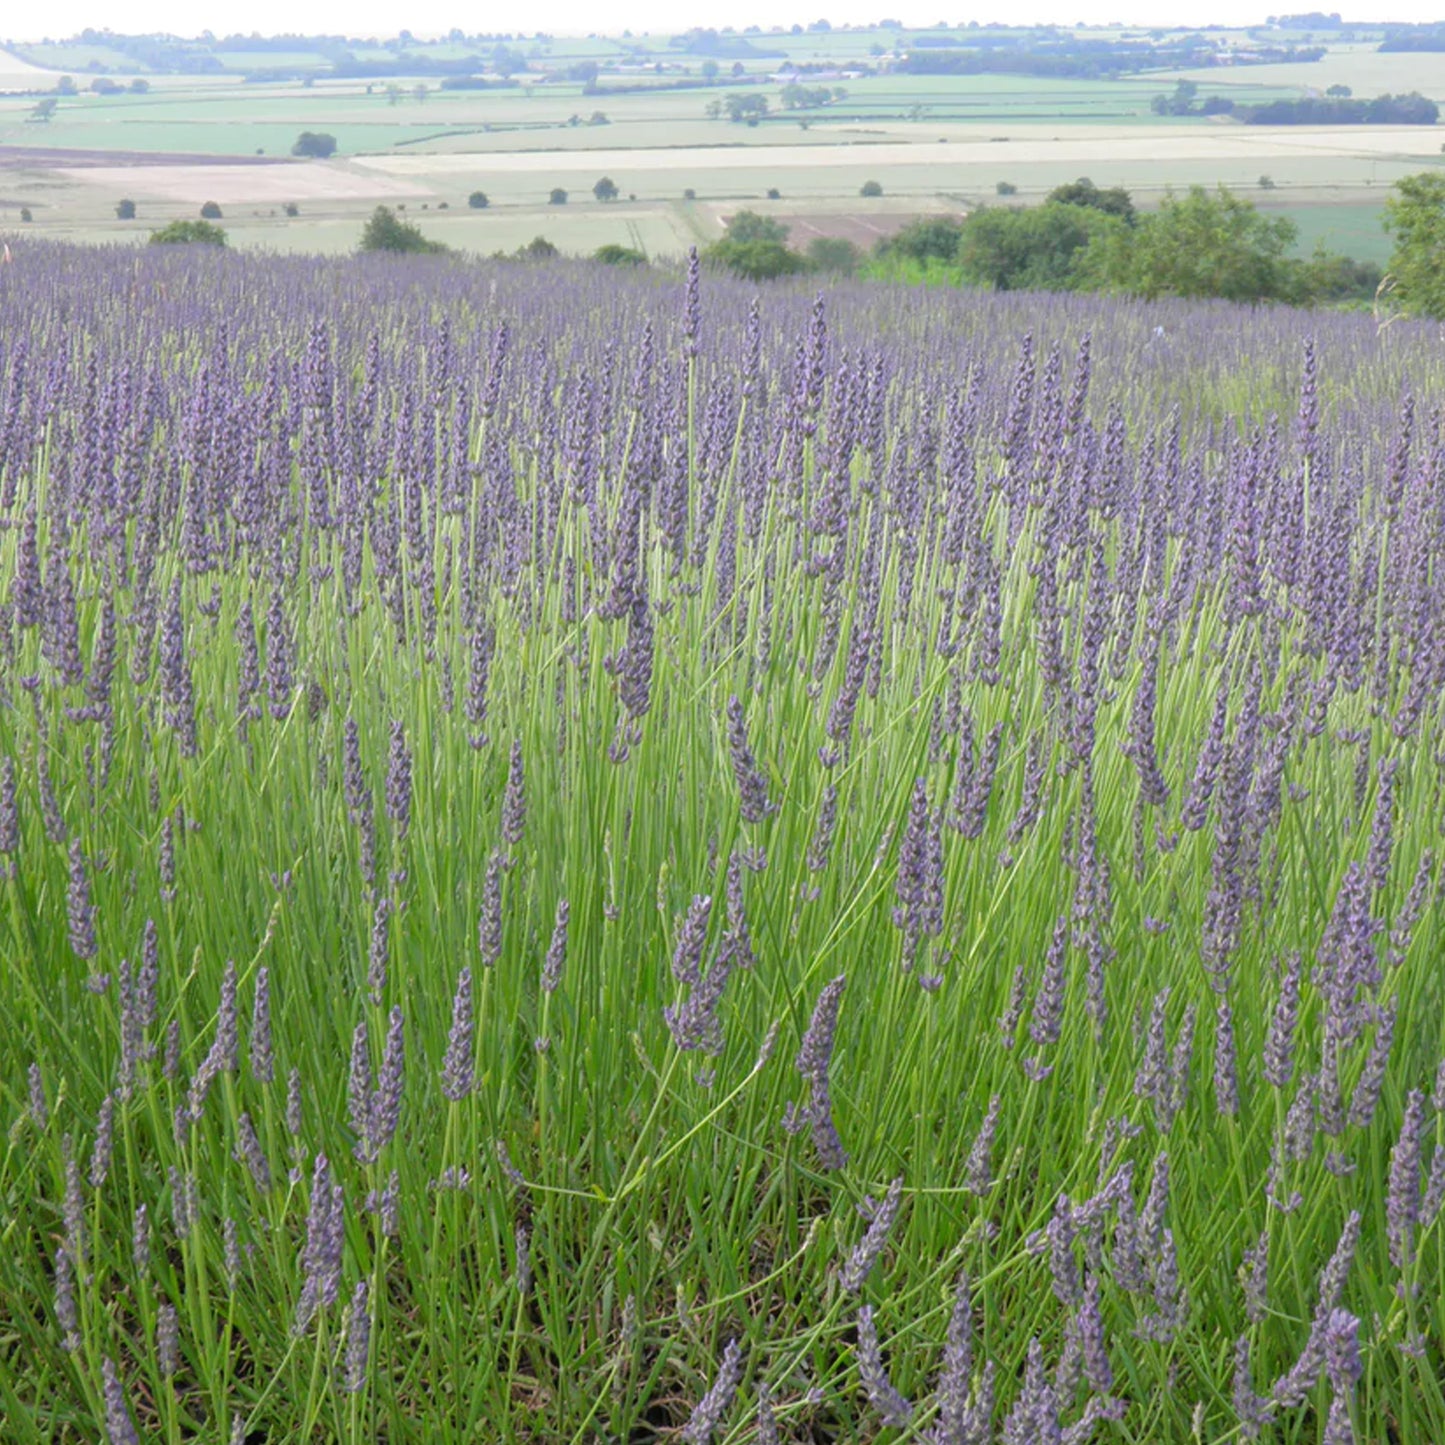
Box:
[767,210,954,246]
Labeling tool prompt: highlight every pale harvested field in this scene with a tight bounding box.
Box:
[1174,48,1445,101]
[356,126,1445,177]
[54,162,433,204]
[0,50,58,85]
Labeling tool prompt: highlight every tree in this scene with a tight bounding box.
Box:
[358,205,448,255]
[705,237,808,281]
[877,215,965,263]
[1046,177,1134,224]
[548,188,568,205]
[595,243,647,265]
[956,202,1127,292]
[860,179,884,197]
[1326,83,1352,97]
[200,201,223,219]
[701,58,720,79]
[115,199,137,220]
[284,203,300,217]
[725,210,789,244]
[996,180,1017,196]
[683,188,697,200]
[129,78,150,93]
[291,132,338,159]
[722,92,769,122]
[516,236,558,260]
[20,208,33,223]
[593,176,619,202]
[31,98,57,122]
[1383,171,1445,318]
[766,187,781,200]
[468,191,490,209]
[1084,185,1297,303]
[807,236,860,273]
[56,75,77,95]
[149,219,226,246]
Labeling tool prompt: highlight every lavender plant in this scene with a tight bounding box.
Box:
[1,238,1444,1442]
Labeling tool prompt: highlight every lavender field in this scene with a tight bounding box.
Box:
[2,239,1444,1444]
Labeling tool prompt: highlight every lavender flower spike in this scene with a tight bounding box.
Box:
[101,1358,140,1445]
[841,1176,904,1293]
[726,695,775,824]
[792,974,848,1170]
[857,1305,913,1427]
[682,1337,744,1444]
[441,967,474,1102]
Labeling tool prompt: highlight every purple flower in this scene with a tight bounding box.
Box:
[682,1337,743,1444]
[478,849,504,965]
[101,1358,140,1445]
[67,839,97,960]
[441,967,474,1102]
[840,1176,904,1293]
[726,695,775,825]
[541,899,570,994]
[0,756,19,859]
[501,739,526,852]
[294,1153,345,1334]
[385,719,412,840]
[344,1280,372,1394]
[1386,1089,1425,1272]
[250,966,274,1084]
[790,975,848,1169]
[964,1095,1001,1195]
[857,1305,913,1428]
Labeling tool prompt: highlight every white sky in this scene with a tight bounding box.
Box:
[6,3,1444,45]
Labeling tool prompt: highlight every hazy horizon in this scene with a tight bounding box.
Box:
[6,2,1444,48]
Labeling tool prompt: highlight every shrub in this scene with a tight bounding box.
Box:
[358,205,448,255]
[683,188,697,200]
[549,188,568,206]
[725,210,789,244]
[860,179,884,197]
[1046,178,1134,224]
[995,180,1017,196]
[594,243,647,266]
[705,237,808,281]
[149,219,227,246]
[468,191,490,210]
[115,199,137,220]
[875,215,966,263]
[291,132,338,159]
[283,203,300,218]
[200,201,223,220]
[1258,175,1276,189]
[807,236,861,273]
[19,208,32,222]
[765,187,781,199]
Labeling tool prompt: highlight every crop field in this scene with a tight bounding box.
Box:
[1259,201,1394,267]
[2,239,1445,1443]
[4,23,1445,266]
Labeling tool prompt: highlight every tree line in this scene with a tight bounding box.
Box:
[701,178,1398,311]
